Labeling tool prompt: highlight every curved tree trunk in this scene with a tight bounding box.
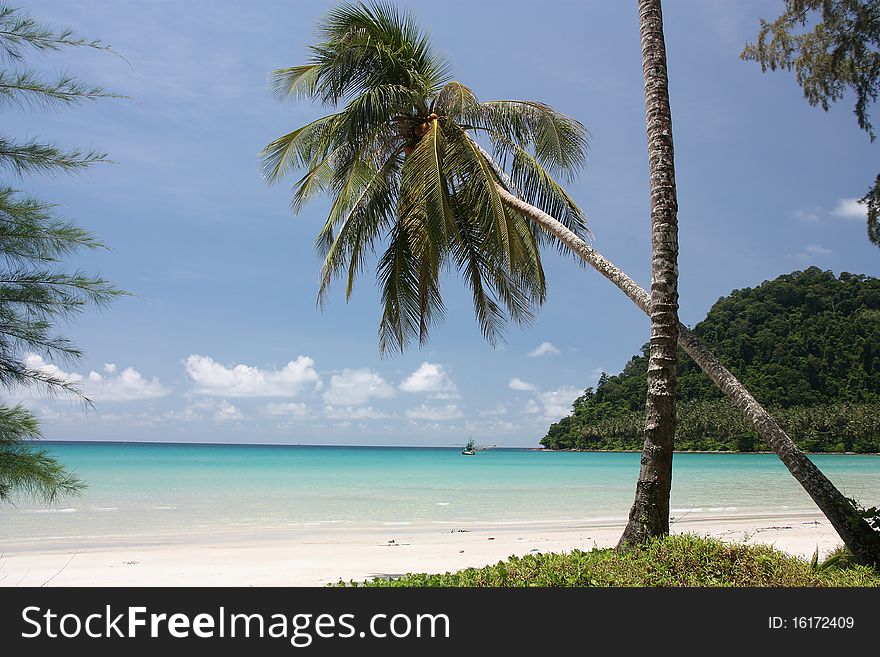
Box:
[618,0,680,546]
[497,185,880,568]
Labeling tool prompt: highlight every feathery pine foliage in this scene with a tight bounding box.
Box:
[339,534,880,587]
[742,0,880,246]
[261,1,589,353]
[0,403,82,501]
[542,268,880,452]
[0,5,122,504]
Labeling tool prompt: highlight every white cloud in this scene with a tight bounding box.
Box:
[509,377,536,391]
[794,208,821,222]
[264,402,310,418]
[406,403,464,421]
[324,405,388,420]
[184,354,320,397]
[24,353,168,401]
[796,243,833,260]
[528,342,560,357]
[831,198,867,220]
[480,403,508,416]
[215,401,242,422]
[533,386,582,419]
[793,199,868,223]
[323,368,395,406]
[85,368,169,401]
[399,362,457,394]
[428,391,460,400]
[24,353,72,383]
[162,404,207,422]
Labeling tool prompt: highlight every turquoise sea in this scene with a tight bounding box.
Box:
[2,442,879,546]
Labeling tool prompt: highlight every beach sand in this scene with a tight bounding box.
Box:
[0,511,842,586]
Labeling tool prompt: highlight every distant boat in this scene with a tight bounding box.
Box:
[461,438,500,455]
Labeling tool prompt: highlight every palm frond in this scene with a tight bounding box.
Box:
[290,151,339,213]
[315,1,450,101]
[444,123,514,263]
[397,119,453,344]
[399,119,454,258]
[489,131,589,239]
[270,64,322,102]
[445,126,548,340]
[468,100,589,181]
[448,209,524,344]
[259,113,339,184]
[292,119,400,214]
[333,83,420,144]
[434,80,479,121]
[318,151,401,304]
[377,222,422,353]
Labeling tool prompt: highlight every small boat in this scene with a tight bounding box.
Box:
[461,437,501,455]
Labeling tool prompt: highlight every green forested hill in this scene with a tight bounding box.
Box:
[541,268,880,452]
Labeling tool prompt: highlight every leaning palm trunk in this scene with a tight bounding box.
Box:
[619,0,681,546]
[498,185,880,568]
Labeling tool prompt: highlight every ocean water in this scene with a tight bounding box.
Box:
[1,442,878,546]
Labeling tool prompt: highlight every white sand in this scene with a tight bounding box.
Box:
[0,512,841,586]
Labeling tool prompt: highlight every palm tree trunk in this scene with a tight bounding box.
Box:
[618,0,680,546]
[497,184,880,568]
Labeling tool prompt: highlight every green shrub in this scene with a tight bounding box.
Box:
[337,535,880,587]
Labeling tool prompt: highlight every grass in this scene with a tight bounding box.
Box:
[337,534,880,587]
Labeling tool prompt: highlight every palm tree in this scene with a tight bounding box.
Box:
[261,1,880,567]
[261,2,587,354]
[617,0,680,547]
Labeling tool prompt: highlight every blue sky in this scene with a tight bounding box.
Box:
[6,0,879,447]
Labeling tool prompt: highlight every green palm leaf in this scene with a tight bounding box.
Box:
[262,1,588,353]
[260,113,340,184]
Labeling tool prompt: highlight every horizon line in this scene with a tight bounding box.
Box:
[27,439,533,450]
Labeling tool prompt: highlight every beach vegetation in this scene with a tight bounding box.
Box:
[339,534,880,587]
